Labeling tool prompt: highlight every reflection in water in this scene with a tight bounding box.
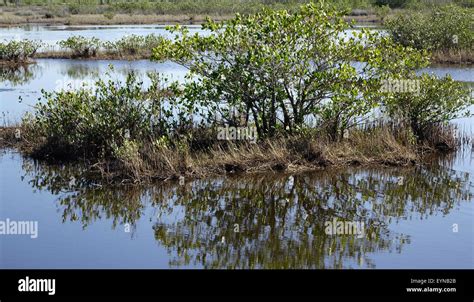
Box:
[60,64,100,79]
[0,64,42,86]
[0,61,149,86]
[21,158,473,268]
[59,63,151,80]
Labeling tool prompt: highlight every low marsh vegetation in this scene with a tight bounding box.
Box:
[103,34,165,57]
[0,0,374,17]
[0,0,471,28]
[0,35,165,61]
[20,34,165,59]
[58,35,101,58]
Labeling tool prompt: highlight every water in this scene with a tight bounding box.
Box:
[0,148,472,268]
[1,25,474,269]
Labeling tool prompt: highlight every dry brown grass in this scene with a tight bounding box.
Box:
[85,127,420,183]
[0,8,378,27]
[3,123,462,184]
[431,49,474,65]
[0,11,231,26]
[0,127,18,148]
[0,122,41,153]
[0,11,24,25]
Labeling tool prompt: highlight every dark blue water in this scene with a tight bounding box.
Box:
[1,148,473,268]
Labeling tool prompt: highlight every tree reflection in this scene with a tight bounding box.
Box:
[22,158,473,268]
[60,64,100,79]
[21,159,144,231]
[0,63,41,86]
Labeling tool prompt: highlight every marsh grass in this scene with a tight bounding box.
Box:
[1,122,464,184]
[431,49,474,65]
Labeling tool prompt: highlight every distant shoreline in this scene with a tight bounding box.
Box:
[0,12,380,27]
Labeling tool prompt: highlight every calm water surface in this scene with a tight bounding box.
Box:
[1,148,473,268]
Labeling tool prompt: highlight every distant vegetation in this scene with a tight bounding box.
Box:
[375,0,472,8]
[385,4,473,63]
[57,34,166,58]
[0,34,166,60]
[0,0,472,17]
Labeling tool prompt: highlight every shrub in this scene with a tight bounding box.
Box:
[58,36,101,58]
[0,39,42,62]
[28,72,171,158]
[103,34,164,56]
[152,2,428,140]
[385,74,473,140]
